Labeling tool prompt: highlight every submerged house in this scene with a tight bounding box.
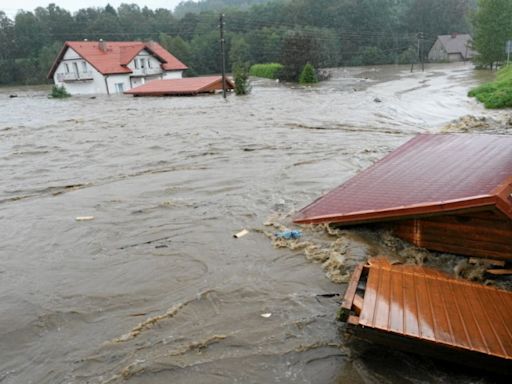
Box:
[48,40,188,95]
[294,134,512,260]
[428,33,475,62]
[125,76,235,97]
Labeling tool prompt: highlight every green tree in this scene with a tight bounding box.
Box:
[299,63,318,84]
[159,33,193,70]
[229,35,250,69]
[233,61,251,95]
[0,11,16,84]
[472,0,512,68]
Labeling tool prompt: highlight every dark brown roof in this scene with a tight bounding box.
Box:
[125,76,234,96]
[294,134,512,225]
[344,258,512,366]
[437,34,475,59]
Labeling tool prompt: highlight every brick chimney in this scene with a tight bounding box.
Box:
[99,39,107,52]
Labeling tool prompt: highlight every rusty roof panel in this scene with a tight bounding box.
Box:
[346,258,512,362]
[294,134,512,225]
[125,76,234,96]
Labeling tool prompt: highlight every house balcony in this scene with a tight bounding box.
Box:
[130,67,162,77]
[57,72,94,82]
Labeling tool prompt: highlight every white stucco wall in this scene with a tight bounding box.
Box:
[162,71,184,80]
[126,49,163,74]
[53,48,108,95]
[106,74,132,95]
[428,39,448,62]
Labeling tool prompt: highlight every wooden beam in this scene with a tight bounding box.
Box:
[469,258,506,267]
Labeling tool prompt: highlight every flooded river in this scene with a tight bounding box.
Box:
[0,63,505,383]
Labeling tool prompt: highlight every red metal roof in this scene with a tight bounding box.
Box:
[48,41,188,78]
[125,76,235,96]
[294,134,512,225]
[344,258,512,365]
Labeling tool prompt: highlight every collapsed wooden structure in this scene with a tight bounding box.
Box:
[340,258,512,373]
[294,134,512,260]
[125,76,234,97]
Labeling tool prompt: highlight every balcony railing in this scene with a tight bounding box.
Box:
[131,67,162,76]
[56,72,94,82]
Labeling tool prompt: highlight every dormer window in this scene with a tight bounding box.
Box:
[147,59,151,69]
[82,61,87,72]
[134,59,139,69]
[140,58,145,69]
[65,63,70,73]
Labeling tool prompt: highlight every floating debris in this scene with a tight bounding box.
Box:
[274,230,302,239]
[75,216,95,221]
[340,257,512,374]
[233,229,249,238]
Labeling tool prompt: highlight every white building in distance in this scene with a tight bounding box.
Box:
[48,40,188,95]
[428,34,475,63]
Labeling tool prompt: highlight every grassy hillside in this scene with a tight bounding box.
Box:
[469,65,512,109]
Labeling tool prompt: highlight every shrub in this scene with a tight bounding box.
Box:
[359,46,389,65]
[233,62,251,95]
[249,63,283,79]
[468,65,512,108]
[299,63,318,84]
[50,85,71,98]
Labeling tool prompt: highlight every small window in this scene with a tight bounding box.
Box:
[82,61,87,72]
[65,63,70,73]
[147,59,151,69]
[134,59,139,69]
[140,58,145,69]
[115,83,124,93]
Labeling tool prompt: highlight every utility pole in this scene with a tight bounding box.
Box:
[411,32,424,72]
[219,13,227,100]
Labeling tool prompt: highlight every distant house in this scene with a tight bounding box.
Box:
[428,33,475,62]
[48,40,188,95]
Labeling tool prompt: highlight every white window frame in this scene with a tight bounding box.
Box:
[81,61,87,72]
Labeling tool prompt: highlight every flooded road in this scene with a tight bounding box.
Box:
[0,63,505,383]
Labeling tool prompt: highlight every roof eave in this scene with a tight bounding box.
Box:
[47,43,70,79]
[293,195,498,225]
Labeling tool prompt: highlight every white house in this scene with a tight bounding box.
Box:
[428,34,475,63]
[48,40,188,95]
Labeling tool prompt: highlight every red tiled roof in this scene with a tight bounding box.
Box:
[294,134,512,225]
[48,41,188,78]
[125,76,235,96]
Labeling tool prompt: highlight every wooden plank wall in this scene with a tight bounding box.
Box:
[392,210,512,260]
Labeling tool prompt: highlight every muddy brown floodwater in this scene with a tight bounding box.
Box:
[0,63,508,384]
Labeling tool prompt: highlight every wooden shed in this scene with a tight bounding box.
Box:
[340,257,512,373]
[125,76,234,96]
[294,134,512,260]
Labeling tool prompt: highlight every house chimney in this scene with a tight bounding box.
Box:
[99,39,107,52]
[451,32,458,39]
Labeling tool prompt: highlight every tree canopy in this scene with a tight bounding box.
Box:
[0,0,476,85]
[472,0,512,68]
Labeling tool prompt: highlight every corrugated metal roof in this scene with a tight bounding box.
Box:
[125,76,234,96]
[347,258,512,362]
[294,134,512,225]
[48,41,188,78]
